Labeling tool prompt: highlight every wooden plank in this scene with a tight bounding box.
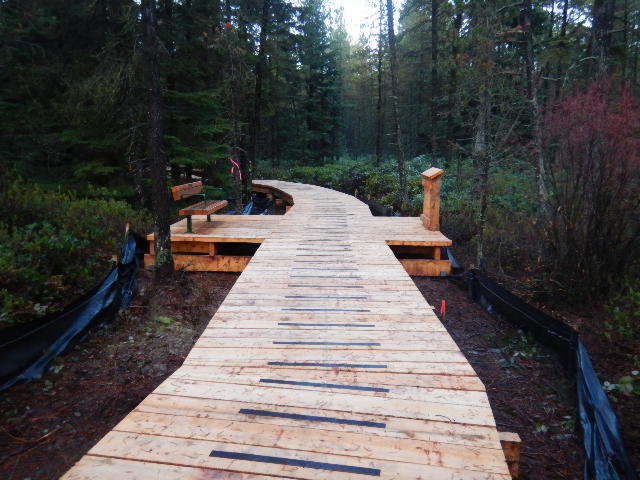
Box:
[179,199,228,216]
[88,431,511,480]
[172,365,485,390]
[145,254,251,272]
[194,336,461,351]
[137,394,502,447]
[171,241,210,254]
[399,259,452,276]
[182,359,478,375]
[199,328,453,341]
[154,379,495,426]
[171,181,203,201]
[113,411,508,472]
[61,456,268,480]
[170,368,490,407]
[184,347,469,363]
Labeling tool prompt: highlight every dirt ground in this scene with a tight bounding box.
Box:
[1,269,632,480]
[0,270,238,480]
[414,277,583,479]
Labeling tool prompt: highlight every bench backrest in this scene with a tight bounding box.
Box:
[171,181,203,201]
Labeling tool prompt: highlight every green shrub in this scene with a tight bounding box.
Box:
[0,180,152,327]
[257,155,543,278]
[605,278,640,341]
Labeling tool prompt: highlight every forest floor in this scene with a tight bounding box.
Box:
[0,270,238,480]
[0,268,602,479]
[414,278,583,479]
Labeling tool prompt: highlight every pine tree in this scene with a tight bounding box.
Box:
[142,0,173,278]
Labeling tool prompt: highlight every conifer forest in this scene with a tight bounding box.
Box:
[1,0,639,477]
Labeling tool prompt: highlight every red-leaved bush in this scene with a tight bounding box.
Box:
[541,79,640,298]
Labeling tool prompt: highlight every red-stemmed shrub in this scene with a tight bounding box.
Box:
[542,78,640,298]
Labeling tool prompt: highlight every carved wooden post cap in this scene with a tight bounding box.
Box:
[421,167,445,180]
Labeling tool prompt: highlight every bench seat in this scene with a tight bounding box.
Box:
[179,199,228,216]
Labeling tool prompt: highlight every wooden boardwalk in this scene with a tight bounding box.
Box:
[63,180,511,480]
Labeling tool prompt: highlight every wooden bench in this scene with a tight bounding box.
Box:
[171,181,228,233]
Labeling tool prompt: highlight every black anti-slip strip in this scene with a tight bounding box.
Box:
[274,341,380,346]
[293,255,340,263]
[297,248,351,250]
[296,248,351,251]
[291,267,358,271]
[238,408,386,428]
[287,284,364,288]
[289,275,361,279]
[282,308,371,312]
[260,378,390,392]
[268,361,387,368]
[209,450,381,476]
[278,322,374,327]
[297,244,351,247]
[293,260,355,263]
[285,295,367,299]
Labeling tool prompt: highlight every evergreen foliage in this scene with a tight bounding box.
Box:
[1,0,639,303]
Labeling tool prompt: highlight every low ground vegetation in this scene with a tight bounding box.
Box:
[0,179,152,328]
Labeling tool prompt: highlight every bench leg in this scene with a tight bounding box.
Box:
[207,214,211,222]
[186,215,193,234]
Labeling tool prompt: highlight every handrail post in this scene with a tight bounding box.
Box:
[420,167,445,231]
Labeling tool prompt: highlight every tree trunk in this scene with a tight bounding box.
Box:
[248,0,270,196]
[472,1,495,270]
[375,0,384,165]
[622,0,629,78]
[224,0,232,23]
[591,0,616,74]
[553,0,569,100]
[474,86,491,270]
[430,0,439,158]
[633,15,639,87]
[523,0,548,210]
[446,0,462,168]
[171,163,180,183]
[385,0,407,208]
[142,0,173,278]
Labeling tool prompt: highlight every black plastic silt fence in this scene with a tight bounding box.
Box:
[463,267,637,480]
[0,233,143,392]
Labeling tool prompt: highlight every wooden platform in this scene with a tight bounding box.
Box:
[62,180,511,479]
[144,180,453,276]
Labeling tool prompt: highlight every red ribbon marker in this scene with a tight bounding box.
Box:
[228,157,243,181]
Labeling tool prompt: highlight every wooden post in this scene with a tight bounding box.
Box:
[499,432,522,478]
[420,167,445,231]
